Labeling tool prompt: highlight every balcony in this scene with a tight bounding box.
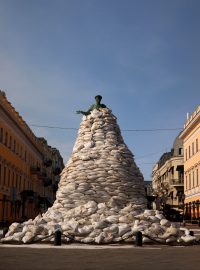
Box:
[43,177,52,187]
[39,196,52,207]
[53,167,61,176]
[169,178,184,186]
[30,166,41,175]
[20,190,38,200]
[38,171,47,179]
[43,158,52,167]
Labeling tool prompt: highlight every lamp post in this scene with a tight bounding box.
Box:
[181,194,185,226]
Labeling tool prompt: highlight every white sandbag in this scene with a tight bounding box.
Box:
[24,219,34,225]
[81,237,93,243]
[142,236,153,243]
[144,209,155,216]
[94,220,110,229]
[95,233,105,244]
[147,216,160,223]
[155,212,164,219]
[120,204,132,213]
[22,232,35,243]
[166,236,177,243]
[97,203,106,209]
[67,219,79,232]
[6,222,22,234]
[12,231,26,241]
[160,219,170,227]
[119,216,129,223]
[78,225,93,235]
[166,226,178,236]
[64,183,77,192]
[118,224,131,237]
[181,235,196,243]
[106,215,119,223]
[121,231,133,240]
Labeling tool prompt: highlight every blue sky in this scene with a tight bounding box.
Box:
[0,0,200,180]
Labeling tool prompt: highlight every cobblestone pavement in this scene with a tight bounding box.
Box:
[0,244,200,270]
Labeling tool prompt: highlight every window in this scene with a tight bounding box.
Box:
[19,145,21,157]
[193,171,195,188]
[3,166,6,185]
[0,128,3,143]
[12,172,15,187]
[189,173,191,189]
[189,146,191,158]
[5,131,8,146]
[5,201,8,219]
[197,169,199,186]
[196,139,199,153]
[179,148,183,155]
[192,142,194,155]
[16,143,19,155]
[19,176,21,191]
[13,139,16,152]
[186,175,188,190]
[16,174,18,189]
[8,169,10,187]
[0,163,1,185]
[9,136,12,149]
[25,150,27,162]
[185,149,188,161]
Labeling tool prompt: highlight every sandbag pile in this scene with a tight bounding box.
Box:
[1,108,195,245]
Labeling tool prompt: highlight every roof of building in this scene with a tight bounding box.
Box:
[157,134,183,169]
[179,105,200,139]
[172,133,183,157]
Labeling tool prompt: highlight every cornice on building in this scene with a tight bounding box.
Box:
[0,90,44,155]
[179,105,200,140]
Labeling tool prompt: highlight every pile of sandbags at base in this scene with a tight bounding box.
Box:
[1,108,196,245]
[1,206,195,244]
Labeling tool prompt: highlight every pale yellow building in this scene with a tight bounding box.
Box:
[152,135,184,218]
[179,105,200,220]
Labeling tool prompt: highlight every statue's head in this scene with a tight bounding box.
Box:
[95,95,102,102]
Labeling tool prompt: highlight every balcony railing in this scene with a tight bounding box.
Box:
[30,166,41,175]
[43,159,52,167]
[53,167,61,175]
[43,177,52,186]
[169,178,184,186]
[39,196,52,207]
[38,171,47,179]
[20,190,38,200]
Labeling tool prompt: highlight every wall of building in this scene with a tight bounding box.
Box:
[0,91,64,227]
[180,105,200,220]
[152,136,184,219]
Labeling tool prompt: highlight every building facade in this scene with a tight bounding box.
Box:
[0,90,64,227]
[144,180,154,209]
[179,105,200,220]
[152,135,184,219]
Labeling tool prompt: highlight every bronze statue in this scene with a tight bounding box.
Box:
[76,95,107,115]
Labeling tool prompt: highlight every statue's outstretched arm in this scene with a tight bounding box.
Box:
[76,110,90,116]
[76,105,94,115]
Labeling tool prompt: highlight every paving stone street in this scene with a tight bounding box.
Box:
[0,244,200,270]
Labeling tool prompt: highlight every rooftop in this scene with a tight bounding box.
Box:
[184,105,200,129]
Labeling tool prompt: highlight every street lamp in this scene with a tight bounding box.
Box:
[181,194,185,226]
